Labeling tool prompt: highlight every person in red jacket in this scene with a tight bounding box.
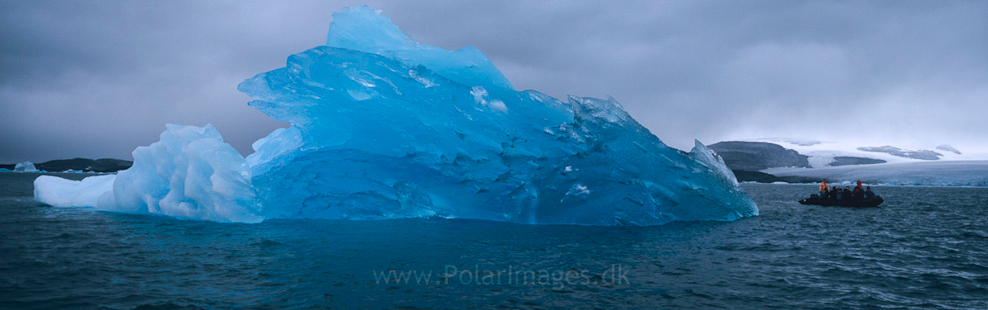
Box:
[852,180,864,200]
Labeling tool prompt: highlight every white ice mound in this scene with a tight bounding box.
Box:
[35,124,262,223]
[238,6,757,225]
[14,161,37,173]
[35,5,757,225]
[34,174,115,207]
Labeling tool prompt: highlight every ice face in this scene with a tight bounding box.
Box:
[324,6,513,91]
[34,124,263,223]
[34,5,758,225]
[34,174,115,207]
[101,124,262,223]
[238,6,757,225]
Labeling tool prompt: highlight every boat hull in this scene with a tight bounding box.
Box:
[798,196,884,208]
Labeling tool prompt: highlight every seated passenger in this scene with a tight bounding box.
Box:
[841,186,852,200]
[865,186,875,198]
[852,181,865,200]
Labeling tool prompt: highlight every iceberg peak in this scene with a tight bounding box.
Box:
[326,5,513,90]
[326,6,415,53]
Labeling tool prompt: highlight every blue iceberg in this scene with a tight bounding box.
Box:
[35,6,757,225]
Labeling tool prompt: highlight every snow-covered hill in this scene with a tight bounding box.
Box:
[748,138,988,168]
[717,138,988,187]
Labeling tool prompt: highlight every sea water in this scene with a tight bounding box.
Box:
[1,173,987,309]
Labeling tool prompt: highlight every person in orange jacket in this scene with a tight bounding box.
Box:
[819,179,829,197]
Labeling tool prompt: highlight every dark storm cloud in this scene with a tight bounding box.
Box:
[0,0,327,162]
[392,1,987,152]
[2,0,986,163]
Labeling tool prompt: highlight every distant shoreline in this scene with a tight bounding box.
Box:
[0,158,131,173]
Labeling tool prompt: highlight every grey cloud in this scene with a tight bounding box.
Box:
[1,0,985,163]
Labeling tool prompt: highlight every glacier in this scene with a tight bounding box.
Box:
[764,160,988,187]
[34,6,757,225]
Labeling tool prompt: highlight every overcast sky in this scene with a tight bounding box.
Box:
[2,0,986,163]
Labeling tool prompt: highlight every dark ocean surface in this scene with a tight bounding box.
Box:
[1,172,986,309]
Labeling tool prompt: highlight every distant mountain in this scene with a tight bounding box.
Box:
[706,141,810,171]
[936,144,961,155]
[857,146,942,160]
[0,158,132,173]
[708,138,986,186]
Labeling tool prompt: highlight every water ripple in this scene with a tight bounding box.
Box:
[2,178,988,309]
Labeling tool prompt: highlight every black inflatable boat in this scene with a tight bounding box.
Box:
[798,195,884,207]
